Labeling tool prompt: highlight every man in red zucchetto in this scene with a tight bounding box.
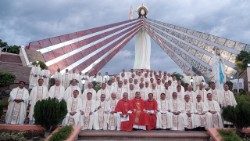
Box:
[115,92,133,131]
[130,91,148,130]
[145,93,158,130]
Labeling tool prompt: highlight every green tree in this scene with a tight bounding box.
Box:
[0,39,20,54]
[0,39,8,47]
[6,45,20,54]
[235,51,250,72]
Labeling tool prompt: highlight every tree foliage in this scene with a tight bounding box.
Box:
[32,61,48,70]
[0,72,15,87]
[171,72,183,81]
[0,39,8,47]
[236,51,250,72]
[0,39,20,54]
[222,94,250,130]
[34,98,67,130]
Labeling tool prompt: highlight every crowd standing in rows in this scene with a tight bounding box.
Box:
[5,65,237,131]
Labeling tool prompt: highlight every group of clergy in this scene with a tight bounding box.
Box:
[5,67,237,131]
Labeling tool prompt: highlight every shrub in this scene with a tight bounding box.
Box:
[6,45,20,54]
[222,95,250,130]
[34,98,67,131]
[32,61,48,70]
[0,72,15,87]
[219,130,242,141]
[49,125,73,141]
[0,132,26,141]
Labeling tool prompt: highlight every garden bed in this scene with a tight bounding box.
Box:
[0,124,45,139]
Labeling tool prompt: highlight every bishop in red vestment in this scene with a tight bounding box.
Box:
[145,93,158,130]
[115,92,133,131]
[130,91,148,130]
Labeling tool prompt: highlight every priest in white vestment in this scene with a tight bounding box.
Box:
[171,76,178,90]
[5,81,29,124]
[128,84,136,99]
[63,90,82,126]
[93,94,110,130]
[62,69,72,89]
[82,82,96,101]
[177,80,185,93]
[151,83,159,100]
[207,82,222,104]
[48,79,65,101]
[169,92,185,131]
[220,84,237,108]
[107,80,116,94]
[96,83,110,101]
[193,75,205,91]
[138,83,147,100]
[64,79,81,100]
[115,81,127,100]
[103,72,110,83]
[156,93,172,129]
[29,64,41,89]
[196,83,208,102]
[155,79,165,101]
[28,78,48,123]
[205,93,223,128]
[176,85,185,102]
[163,83,171,101]
[167,80,175,94]
[40,69,50,87]
[133,79,139,91]
[185,85,197,103]
[183,95,197,130]
[96,72,103,83]
[52,68,63,83]
[123,79,129,92]
[194,94,212,129]
[81,92,96,130]
[107,93,119,130]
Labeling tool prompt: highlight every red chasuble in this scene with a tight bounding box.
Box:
[130,98,148,127]
[145,99,158,130]
[115,99,133,131]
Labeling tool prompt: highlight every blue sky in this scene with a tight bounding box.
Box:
[0,0,250,74]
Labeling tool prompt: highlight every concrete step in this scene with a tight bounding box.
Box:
[78,130,210,141]
[0,62,31,84]
[0,53,22,64]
